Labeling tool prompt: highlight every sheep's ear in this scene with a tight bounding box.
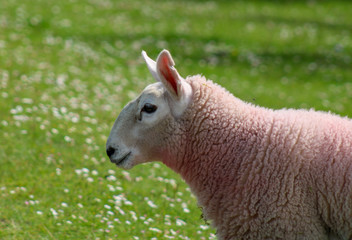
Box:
[142,51,160,82]
[156,49,183,100]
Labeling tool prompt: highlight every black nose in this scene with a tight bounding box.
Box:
[106,147,115,158]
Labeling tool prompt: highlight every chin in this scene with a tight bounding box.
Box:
[114,153,151,170]
[115,160,134,170]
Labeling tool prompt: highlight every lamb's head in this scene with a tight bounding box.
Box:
[106,50,192,169]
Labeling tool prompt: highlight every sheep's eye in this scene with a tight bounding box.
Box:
[142,103,157,114]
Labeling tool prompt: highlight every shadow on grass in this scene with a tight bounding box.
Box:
[239,14,352,32]
[46,4,352,83]
[62,31,351,72]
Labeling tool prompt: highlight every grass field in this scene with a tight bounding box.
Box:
[0,0,351,239]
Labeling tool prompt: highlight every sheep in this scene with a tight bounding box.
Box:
[106,49,352,240]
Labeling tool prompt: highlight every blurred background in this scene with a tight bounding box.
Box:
[0,0,351,239]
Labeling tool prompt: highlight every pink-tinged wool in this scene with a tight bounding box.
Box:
[160,75,352,240]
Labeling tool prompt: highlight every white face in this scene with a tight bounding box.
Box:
[106,50,192,170]
[106,82,170,169]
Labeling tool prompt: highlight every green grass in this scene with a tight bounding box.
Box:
[0,0,351,239]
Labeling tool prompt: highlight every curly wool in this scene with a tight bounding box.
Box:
[161,75,352,240]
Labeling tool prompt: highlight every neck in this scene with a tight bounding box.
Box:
[161,77,274,226]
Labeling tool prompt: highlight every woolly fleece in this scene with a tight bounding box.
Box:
[160,75,352,240]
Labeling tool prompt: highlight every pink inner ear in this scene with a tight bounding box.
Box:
[160,56,178,96]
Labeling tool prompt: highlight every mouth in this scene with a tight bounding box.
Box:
[114,152,131,165]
